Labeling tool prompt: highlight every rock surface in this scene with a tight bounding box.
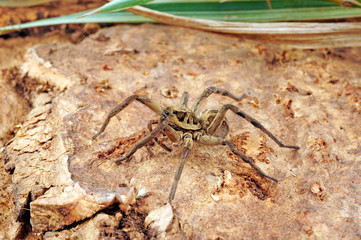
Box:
[0,24,360,239]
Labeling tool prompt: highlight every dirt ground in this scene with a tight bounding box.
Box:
[0,4,361,240]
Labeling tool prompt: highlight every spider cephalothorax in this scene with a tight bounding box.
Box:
[92,87,299,204]
[162,107,202,131]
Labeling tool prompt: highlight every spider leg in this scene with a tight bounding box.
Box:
[147,119,172,152]
[169,133,193,204]
[224,141,278,182]
[192,86,246,113]
[169,148,190,204]
[92,95,163,140]
[179,92,190,109]
[163,125,182,143]
[207,104,299,149]
[115,122,167,164]
[197,135,278,182]
[147,119,160,131]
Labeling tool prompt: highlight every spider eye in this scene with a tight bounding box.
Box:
[165,111,169,115]
[172,111,176,114]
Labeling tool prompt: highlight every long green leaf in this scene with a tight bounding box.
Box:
[0,10,151,35]
[0,0,54,7]
[95,0,154,13]
[1,0,361,35]
[80,0,154,18]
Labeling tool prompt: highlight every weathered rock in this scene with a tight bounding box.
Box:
[43,213,121,240]
[145,203,174,238]
[31,184,112,232]
[0,70,29,146]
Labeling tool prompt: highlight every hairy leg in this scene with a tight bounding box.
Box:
[147,119,172,152]
[92,95,164,140]
[197,135,278,182]
[163,125,182,143]
[169,148,191,204]
[207,104,299,149]
[169,133,193,204]
[192,86,246,113]
[224,141,278,182]
[115,122,167,164]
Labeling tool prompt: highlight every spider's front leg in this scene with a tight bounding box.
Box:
[115,121,182,164]
[192,86,247,113]
[92,95,163,140]
[169,133,193,204]
[115,122,167,163]
[147,119,172,152]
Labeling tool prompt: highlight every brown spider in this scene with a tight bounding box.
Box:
[92,87,299,204]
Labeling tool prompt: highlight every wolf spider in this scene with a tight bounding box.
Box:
[92,87,299,204]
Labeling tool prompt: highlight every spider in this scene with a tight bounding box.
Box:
[92,87,299,204]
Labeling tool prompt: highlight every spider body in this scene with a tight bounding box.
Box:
[92,87,299,204]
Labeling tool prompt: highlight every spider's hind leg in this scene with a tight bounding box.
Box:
[197,135,278,182]
[207,104,299,149]
[224,140,278,182]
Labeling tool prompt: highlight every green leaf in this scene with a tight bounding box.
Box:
[80,0,154,18]
[2,0,361,35]
[0,0,54,7]
[96,0,154,13]
[0,10,151,35]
